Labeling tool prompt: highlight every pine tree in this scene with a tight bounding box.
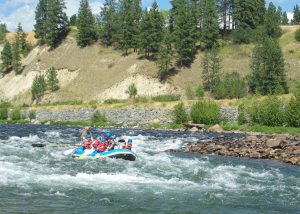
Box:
[12,42,22,74]
[47,67,59,91]
[155,32,174,82]
[31,74,47,101]
[282,12,289,25]
[249,37,288,95]
[1,41,12,70]
[99,0,118,47]
[0,23,7,43]
[292,4,300,24]
[171,0,197,66]
[202,47,221,91]
[69,14,77,26]
[45,0,68,48]
[77,0,97,47]
[232,0,265,29]
[16,23,30,56]
[265,2,282,38]
[139,1,164,56]
[217,0,231,37]
[117,0,142,55]
[34,0,48,44]
[201,0,220,49]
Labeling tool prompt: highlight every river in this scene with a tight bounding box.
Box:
[0,124,299,213]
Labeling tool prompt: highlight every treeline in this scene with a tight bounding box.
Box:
[0,23,32,75]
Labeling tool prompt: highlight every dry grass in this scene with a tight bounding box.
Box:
[6,32,37,45]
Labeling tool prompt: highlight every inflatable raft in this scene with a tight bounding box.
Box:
[69,147,137,161]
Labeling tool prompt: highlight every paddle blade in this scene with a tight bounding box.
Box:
[32,144,46,148]
[64,148,76,156]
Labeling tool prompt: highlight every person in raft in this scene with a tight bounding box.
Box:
[83,134,93,149]
[107,135,117,151]
[93,137,107,153]
[81,127,93,141]
[122,138,133,150]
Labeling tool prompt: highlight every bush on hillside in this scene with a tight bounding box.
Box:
[285,95,300,127]
[91,111,107,124]
[190,100,220,124]
[152,94,181,102]
[126,83,138,99]
[185,86,195,100]
[0,107,8,120]
[213,72,247,99]
[11,108,21,120]
[195,85,204,98]
[249,96,285,126]
[295,28,300,42]
[29,110,36,120]
[173,103,189,124]
[238,104,248,125]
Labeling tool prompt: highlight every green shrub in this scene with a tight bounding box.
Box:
[185,86,195,100]
[213,72,247,99]
[134,96,149,103]
[195,85,204,98]
[29,110,36,120]
[190,100,220,124]
[69,100,83,105]
[11,108,21,120]
[91,111,107,123]
[104,99,126,104]
[238,104,248,125]
[0,107,8,120]
[173,103,189,124]
[126,83,138,98]
[152,94,181,102]
[285,95,300,127]
[249,96,285,126]
[295,28,300,42]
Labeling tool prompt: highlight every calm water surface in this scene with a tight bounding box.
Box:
[0,124,299,214]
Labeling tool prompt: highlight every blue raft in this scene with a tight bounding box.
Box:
[71,147,137,161]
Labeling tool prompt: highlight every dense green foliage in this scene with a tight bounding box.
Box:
[1,41,12,71]
[69,14,77,26]
[249,37,288,95]
[202,48,221,92]
[28,110,36,120]
[11,108,21,120]
[265,2,282,38]
[47,67,59,92]
[31,74,47,101]
[34,0,68,48]
[249,96,285,126]
[76,0,97,47]
[285,95,300,127]
[126,83,138,98]
[173,103,189,124]
[213,72,247,99]
[151,94,181,102]
[195,85,205,98]
[295,28,300,42]
[91,111,107,124]
[292,4,300,24]
[0,23,7,43]
[190,100,220,124]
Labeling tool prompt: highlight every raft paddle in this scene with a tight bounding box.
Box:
[32,143,81,148]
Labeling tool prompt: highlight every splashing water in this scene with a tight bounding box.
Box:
[0,124,299,213]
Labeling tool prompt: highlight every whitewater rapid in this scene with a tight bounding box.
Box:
[0,124,299,213]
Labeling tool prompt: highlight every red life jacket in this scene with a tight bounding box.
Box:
[83,139,92,149]
[97,142,106,152]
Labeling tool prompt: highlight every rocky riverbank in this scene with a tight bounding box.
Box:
[183,133,300,166]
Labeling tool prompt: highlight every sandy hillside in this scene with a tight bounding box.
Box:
[0,26,299,103]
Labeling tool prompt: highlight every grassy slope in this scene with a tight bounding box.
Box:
[3,25,300,103]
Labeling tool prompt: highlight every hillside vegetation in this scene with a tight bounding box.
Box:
[0,25,299,104]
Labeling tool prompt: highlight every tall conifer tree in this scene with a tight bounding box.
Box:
[292,5,300,24]
[77,0,97,47]
[1,41,12,70]
[282,12,289,25]
[265,2,282,38]
[249,38,288,95]
[139,1,164,56]
[99,0,118,47]
[171,0,197,66]
[201,0,220,49]
[34,0,48,44]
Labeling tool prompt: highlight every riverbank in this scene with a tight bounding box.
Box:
[183,133,300,166]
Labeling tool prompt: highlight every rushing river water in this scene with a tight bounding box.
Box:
[0,124,299,214]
